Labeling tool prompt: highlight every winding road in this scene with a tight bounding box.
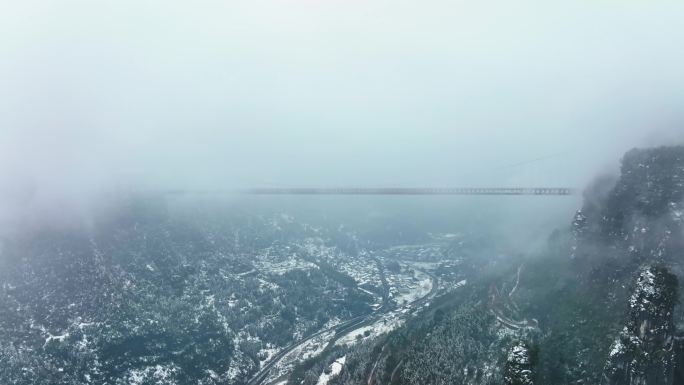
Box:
[246,264,438,385]
[365,267,439,385]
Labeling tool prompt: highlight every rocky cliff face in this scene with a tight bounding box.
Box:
[602,265,678,385]
[574,146,684,265]
[526,146,684,385]
[290,145,684,385]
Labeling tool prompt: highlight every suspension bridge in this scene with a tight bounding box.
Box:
[244,187,576,195]
[162,187,578,196]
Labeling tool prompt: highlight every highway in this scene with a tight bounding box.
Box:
[246,266,438,385]
[365,267,439,385]
[246,314,371,385]
[247,265,390,385]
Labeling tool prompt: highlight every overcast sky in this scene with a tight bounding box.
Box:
[1,0,683,203]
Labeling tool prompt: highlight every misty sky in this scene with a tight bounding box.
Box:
[1,0,683,201]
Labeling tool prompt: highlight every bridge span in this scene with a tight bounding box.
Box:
[242,187,577,196]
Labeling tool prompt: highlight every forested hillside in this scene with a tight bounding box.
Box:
[310,146,684,385]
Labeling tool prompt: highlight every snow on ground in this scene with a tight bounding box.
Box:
[669,202,682,224]
[406,261,441,270]
[44,332,69,345]
[287,331,334,362]
[336,314,405,347]
[384,244,444,261]
[265,330,337,383]
[254,256,318,275]
[322,317,342,329]
[357,287,377,297]
[335,257,381,288]
[302,238,338,259]
[390,268,432,306]
[258,345,280,369]
[224,356,245,382]
[236,269,256,277]
[316,356,346,385]
[257,278,280,291]
[125,364,180,385]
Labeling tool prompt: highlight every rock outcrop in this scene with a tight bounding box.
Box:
[574,146,684,264]
[602,265,679,385]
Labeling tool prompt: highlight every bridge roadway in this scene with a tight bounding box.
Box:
[243,187,577,196]
[159,187,577,196]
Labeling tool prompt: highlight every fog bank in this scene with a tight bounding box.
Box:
[1,0,683,224]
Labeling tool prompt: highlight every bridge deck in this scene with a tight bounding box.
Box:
[242,187,577,196]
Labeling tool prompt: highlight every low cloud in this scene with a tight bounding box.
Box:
[1,0,683,230]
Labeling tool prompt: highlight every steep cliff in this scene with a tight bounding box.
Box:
[521,146,684,385]
[602,265,678,385]
[292,145,684,385]
[574,146,684,265]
